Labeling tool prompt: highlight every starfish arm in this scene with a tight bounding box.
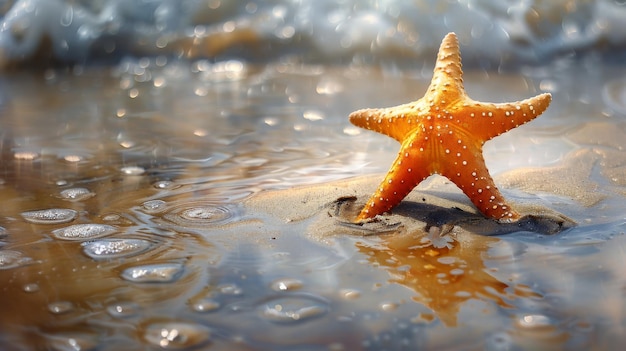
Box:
[424,32,466,105]
[349,102,425,142]
[357,136,431,220]
[455,93,552,142]
[440,145,520,221]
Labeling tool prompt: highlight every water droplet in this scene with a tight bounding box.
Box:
[516,314,553,329]
[23,283,40,293]
[153,180,179,189]
[59,188,95,201]
[82,239,152,260]
[107,301,140,318]
[190,299,220,313]
[142,321,211,349]
[217,283,243,296]
[0,250,32,270]
[260,296,328,324]
[52,224,117,241]
[270,278,303,292]
[163,203,239,227]
[121,166,145,175]
[182,207,225,220]
[48,301,74,314]
[121,263,184,283]
[339,289,361,300]
[379,302,398,312]
[21,208,77,224]
[46,333,98,351]
[143,200,167,212]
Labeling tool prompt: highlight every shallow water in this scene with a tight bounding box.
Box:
[1,57,626,350]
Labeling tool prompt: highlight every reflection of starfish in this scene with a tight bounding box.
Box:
[350,32,552,222]
[356,232,540,327]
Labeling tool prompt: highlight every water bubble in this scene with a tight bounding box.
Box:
[0,250,32,270]
[121,166,145,175]
[259,296,328,324]
[52,224,117,241]
[59,188,95,201]
[142,321,211,349]
[163,203,239,227]
[107,302,140,318]
[121,263,184,283]
[82,239,152,260]
[190,299,220,313]
[270,278,303,292]
[21,208,77,224]
[48,301,74,314]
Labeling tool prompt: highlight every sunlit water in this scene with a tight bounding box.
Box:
[0,56,625,350]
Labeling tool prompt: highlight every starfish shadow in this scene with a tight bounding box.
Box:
[328,195,575,237]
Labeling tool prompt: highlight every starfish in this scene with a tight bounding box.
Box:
[350,32,552,222]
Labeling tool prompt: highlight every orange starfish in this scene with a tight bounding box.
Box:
[350,32,552,222]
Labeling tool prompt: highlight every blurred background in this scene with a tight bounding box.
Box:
[1,0,626,69]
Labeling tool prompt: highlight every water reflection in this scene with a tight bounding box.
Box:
[356,232,538,327]
[1,60,626,350]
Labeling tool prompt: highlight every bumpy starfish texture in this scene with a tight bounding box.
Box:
[350,32,551,222]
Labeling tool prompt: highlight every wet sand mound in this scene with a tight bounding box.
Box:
[245,173,578,246]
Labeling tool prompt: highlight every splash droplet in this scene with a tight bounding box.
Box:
[21,209,77,224]
[260,296,328,324]
[82,239,152,260]
[59,188,95,201]
[142,321,211,349]
[52,224,117,241]
[121,263,184,283]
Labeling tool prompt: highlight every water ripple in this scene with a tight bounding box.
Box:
[162,202,240,227]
